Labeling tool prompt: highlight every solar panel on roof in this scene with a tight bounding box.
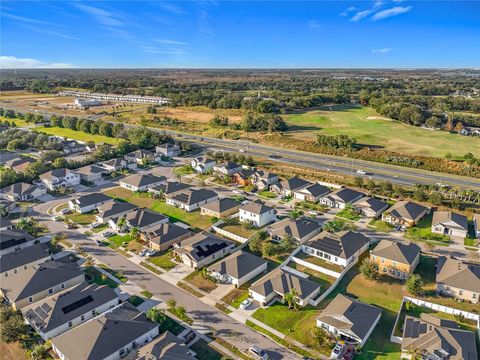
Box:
[312,237,342,256]
[194,241,228,258]
[61,295,94,314]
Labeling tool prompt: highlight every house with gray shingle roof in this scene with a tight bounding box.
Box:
[51,302,160,360]
[95,200,138,223]
[208,250,268,287]
[0,229,36,256]
[166,188,218,212]
[316,294,382,345]
[191,156,216,174]
[0,260,85,310]
[239,200,277,227]
[75,164,110,184]
[0,182,47,202]
[353,197,390,218]
[120,174,166,192]
[269,216,322,244]
[249,267,321,307]
[111,208,168,232]
[302,230,370,268]
[1,243,51,278]
[436,256,480,304]
[270,177,311,196]
[431,211,468,239]
[370,240,421,280]
[401,314,478,360]
[148,181,190,197]
[294,183,331,202]
[24,283,119,340]
[200,198,241,218]
[381,201,430,228]
[5,157,36,172]
[250,170,279,190]
[128,331,195,360]
[143,223,193,252]
[39,168,80,191]
[214,161,242,176]
[319,187,364,209]
[68,193,114,214]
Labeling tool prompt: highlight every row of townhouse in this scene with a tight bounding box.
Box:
[58,90,171,105]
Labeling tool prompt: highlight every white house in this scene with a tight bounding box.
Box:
[0,182,47,202]
[431,211,469,239]
[319,187,364,209]
[213,162,243,176]
[75,164,110,184]
[68,193,114,214]
[155,143,181,157]
[165,188,218,212]
[119,174,166,192]
[250,170,279,190]
[239,200,277,227]
[39,169,80,191]
[191,157,215,174]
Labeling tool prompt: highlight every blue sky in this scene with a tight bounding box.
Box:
[1,1,479,68]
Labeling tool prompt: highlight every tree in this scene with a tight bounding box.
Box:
[52,157,68,169]
[130,227,140,241]
[311,327,329,349]
[146,308,166,325]
[283,289,299,310]
[0,306,28,343]
[262,242,277,258]
[354,176,364,188]
[31,343,51,360]
[166,298,177,310]
[406,274,424,295]
[280,234,296,252]
[176,306,187,319]
[360,258,379,280]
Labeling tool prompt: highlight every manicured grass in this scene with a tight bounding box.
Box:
[92,223,108,233]
[184,270,218,293]
[33,126,122,144]
[148,250,176,271]
[218,222,257,239]
[108,233,132,247]
[127,295,145,307]
[0,116,30,127]
[293,251,344,273]
[64,211,96,225]
[159,315,185,336]
[140,261,162,275]
[85,267,119,288]
[140,290,153,298]
[190,339,225,360]
[103,187,212,229]
[404,213,450,243]
[284,104,480,158]
[335,207,362,221]
[258,190,277,199]
[368,219,394,232]
[215,302,232,314]
[221,288,250,309]
[287,262,336,290]
[173,164,194,176]
[98,264,127,283]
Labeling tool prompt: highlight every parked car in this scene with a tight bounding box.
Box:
[145,249,156,257]
[183,330,196,344]
[343,345,355,360]
[103,231,115,237]
[139,248,149,257]
[95,240,105,246]
[330,342,347,359]
[248,346,269,360]
[356,170,366,175]
[90,222,102,228]
[239,298,253,310]
[308,210,318,216]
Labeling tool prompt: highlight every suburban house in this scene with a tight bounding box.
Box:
[270,177,311,197]
[435,256,480,304]
[302,231,370,268]
[155,143,181,157]
[0,260,85,310]
[173,232,235,269]
[213,162,243,176]
[250,170,279,190]
[431,211,469,238]
[353,197,390,218]
[249,267,321,307]
[39,168,80,191]
[24,283,119,340]
[401,314,478,360]
[316,294,382,346]
[68,193,113,214]
[0,229,36,256]
[120,174,166,192]
[5,157,36,172]
[239,200,277,227]
[269,217,323,244]
[294,183,331,202]
[381,201,430,228]
[111,208,168,232]
[0,182,47,201]
[130,330,194,360]
[100,157,135,172]
[0,243,51,278]
[95,201,138,223]
[200,198,241,218]
[61,140,86,154]
[208,250,268,287]
[124,149,155,164]
[51,303,160,360]
[370,240,421,280]
[148,181,190,198]
[166,188,218,212]
[143,223,193,252]
[75,164,110,184]
[319,187,364,209]
[191,157,216,174]
[474,214,480,239]
[0,217,13,231]
[232,169,254,187]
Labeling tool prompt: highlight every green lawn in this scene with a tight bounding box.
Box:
[85,267,119,288]
[173,164,194,176]
[218,222,258,239]
[33,126,122,144]
[190,339,226,360]
[158,315,185,336]
[368,219,394,232]
[258,190,277,199]
[335,207,362,221]
[65,211,96,226]
[222,288,250,309]
[127,295,145,307]
[287,262,336,290]
[108,233,132,247]
[148,250,176,271]
[404,213,450,243]
[102,187,212,229]
[0,116,30,127]
[284,105,480,158]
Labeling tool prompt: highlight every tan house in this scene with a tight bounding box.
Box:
[200,198,241,218]
[143,223,192,252]
[431,211,468,239]
[370,240,421,280]
[435,256,479,303]
[381,201,430,228]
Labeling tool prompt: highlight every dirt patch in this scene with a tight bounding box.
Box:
[0,342,29,360]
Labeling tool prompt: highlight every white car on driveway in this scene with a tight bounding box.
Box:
[240,298,253,310]
[139,248,149,257]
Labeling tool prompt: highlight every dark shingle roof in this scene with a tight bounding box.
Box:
[371,240,420,265]
[149,181,190,195]
[71,193,112,208]
[279,177,311,191]
[326,187,364,203]
[240,200,275,215]
[167,188,218,206]
[0,182,41,198]
[146,223,192,245]
[175,233,234,262]
[432,211,468,231]
[0,243,50,273]
[0,229,34,251]
[208,251,266,280]
[201,198,241,214]
[97,200,138,219]
[269,217,322,241]
[305,231,370,260]
[296,183,330,197]
[125,208,167,228]
[354,197,389,213]
[436,256,480,293]
[121,174,166,188]
[386,201,429,222]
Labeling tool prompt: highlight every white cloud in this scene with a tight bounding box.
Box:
[371,48,392,53]
[155,39,187,46]
[307,20,321,29]
[0,56,73,69]
[372,6,412,21]
[350,9,375,22]
[74,4,124,27]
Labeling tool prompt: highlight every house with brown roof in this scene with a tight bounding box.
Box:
[143,223,192,252]
[5,157,36,172]
[208,250,268,287]
[370,240,421,280]
[381,201,430,228]
[401,314,478,360]
[249,267,321,307]
[431,211,468,239]
[435,256,480,304]
[316,294,382,346]
[200,198,241,218]
[239,200,277,227]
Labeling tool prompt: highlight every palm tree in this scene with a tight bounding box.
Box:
[146,308,166,325]
[166,298,177,310]
[406,347,423,360]
[283,289,299,310]
[130,227,140,241]
[116,216,126,231]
